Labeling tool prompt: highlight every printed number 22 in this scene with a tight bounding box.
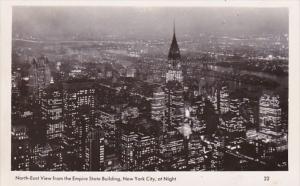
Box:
[264,176,270,181]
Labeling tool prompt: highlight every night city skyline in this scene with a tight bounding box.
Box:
[11,7,288,172]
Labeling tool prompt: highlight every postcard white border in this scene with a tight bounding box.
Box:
[1,1,299,186]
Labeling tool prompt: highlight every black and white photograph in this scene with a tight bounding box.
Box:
[10,6,290,172]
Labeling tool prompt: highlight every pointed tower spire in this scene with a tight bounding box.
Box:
[173,18,176,35]
[168,20,181,61]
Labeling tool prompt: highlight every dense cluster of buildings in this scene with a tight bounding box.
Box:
[11,26,288,171]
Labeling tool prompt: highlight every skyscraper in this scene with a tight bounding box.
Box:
[259,93,282,133]
[165,23,185,126]
[11,122,30,171]
[84,127,105,171]
[134,133,158,171]
[166,23,183,83]
[187,134,205,170]
[120,131,138,170]
[151,86,166,121]
[220,86,230,114]
[62,80,96,170]
[166,82,185,125]
[158,129,185,170]
[41,84,64,140]
[28,56,52,102]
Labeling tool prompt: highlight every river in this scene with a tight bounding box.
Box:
[208,65,288,90]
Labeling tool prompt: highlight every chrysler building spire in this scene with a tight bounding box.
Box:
[166,21,183,83]
[168,20,181,61]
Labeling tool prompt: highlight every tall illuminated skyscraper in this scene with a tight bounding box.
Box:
[62,80,96,170]
[259,93,282,133]
[41,84,64,140]
[220,86,230,114]
[151,86,165,121]
[166,22,183,83]
[165,23,185,126]
[11,123,30,171]
[28,56,52,101]
[84,127,105,171]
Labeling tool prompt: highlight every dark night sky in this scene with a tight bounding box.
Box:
[13,7,288,40]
